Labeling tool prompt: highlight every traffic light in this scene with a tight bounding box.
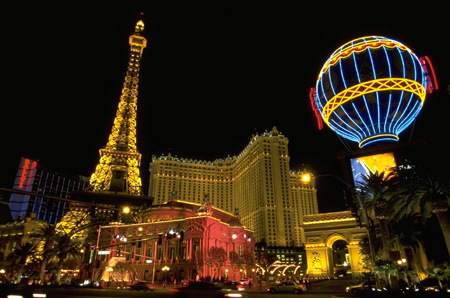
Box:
[355,214,362,227]
[165,228,178,239]
[351,206,362,227]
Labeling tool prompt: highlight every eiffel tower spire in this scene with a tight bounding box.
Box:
[89,20,147,196]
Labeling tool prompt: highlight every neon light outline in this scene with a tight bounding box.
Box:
[318,37,411,80]
[309,87,323,130]
[359,134,399,148]
[321,78,426,124]
[314,36,428,147]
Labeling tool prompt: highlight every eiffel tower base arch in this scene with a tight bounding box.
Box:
[303,212,368,279]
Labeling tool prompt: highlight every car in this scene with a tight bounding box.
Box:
[0,284,47,298]
[266,281,305,294]
[420,277,449,292]
[345,280,386,294]
[129,281,155,291]
[239,278,252,286]
[170,281,247,298]
[220,281,245,292]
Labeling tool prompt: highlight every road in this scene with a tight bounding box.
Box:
[42,287,349,298]
[2,279,356,298]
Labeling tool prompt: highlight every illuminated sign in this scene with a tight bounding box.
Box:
[98,250,110,255]
[311,36,437,148]
[350,152,397,187]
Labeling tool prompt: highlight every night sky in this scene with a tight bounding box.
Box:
[1,2,449,213]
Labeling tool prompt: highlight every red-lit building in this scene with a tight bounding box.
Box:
[95,192,255,283]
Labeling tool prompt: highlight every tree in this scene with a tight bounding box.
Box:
[357,170,400,261]
[229,251,242,281]
[47,233,83,284]
[254,241,278,281]
[206,246,226,279]
[358,235,374,272]
[389,214,425,281]
[242,251,255,277]
[373,260,398,290]
[390,161,450,260]
[193,250,204,280]
[112,261,137,287]
[33,223,57,284]
[426,262,450,291]
[6,242,38,283]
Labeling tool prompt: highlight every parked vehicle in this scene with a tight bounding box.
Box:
[171,281,247,298]
[420,277,449,292]
[345,280,386,294]
[267,281,305,294]
[221,281,245,291]
[0,284,47,298]
[239,278,252,285]
[129,281,155,291]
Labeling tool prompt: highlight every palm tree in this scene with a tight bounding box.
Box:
[33,223,56,284]
[47,233,83,284]
[356,170,400,261]
[6,242,38,283]
[391,161,450,258]
[389,214,425,286]
[373,260,398,290]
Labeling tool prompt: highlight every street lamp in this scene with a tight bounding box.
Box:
[397,258,407,266]
[122,206,131,214]
[162,266,170,288]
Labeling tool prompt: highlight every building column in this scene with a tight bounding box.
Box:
[347,243,364,278]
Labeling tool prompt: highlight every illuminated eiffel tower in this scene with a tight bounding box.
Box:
[56,19,151,237]
[89,20,147,196]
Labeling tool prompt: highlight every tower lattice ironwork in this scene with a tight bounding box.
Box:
[89,20,147,196]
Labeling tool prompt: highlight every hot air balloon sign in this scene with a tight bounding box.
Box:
[310,36,438,148]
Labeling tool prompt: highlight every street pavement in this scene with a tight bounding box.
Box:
[147,278,357,294]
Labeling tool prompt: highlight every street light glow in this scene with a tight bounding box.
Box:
[301,173,312,183]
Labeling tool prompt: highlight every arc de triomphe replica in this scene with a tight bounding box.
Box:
[303,211,367,278]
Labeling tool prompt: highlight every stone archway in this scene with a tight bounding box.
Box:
[303,211,368,278]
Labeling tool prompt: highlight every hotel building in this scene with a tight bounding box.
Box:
[149,126,319,247]
[9,157,90,224]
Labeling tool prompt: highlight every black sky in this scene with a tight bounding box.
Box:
[1,2,449,213]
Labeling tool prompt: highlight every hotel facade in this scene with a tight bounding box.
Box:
[149,127,319,247]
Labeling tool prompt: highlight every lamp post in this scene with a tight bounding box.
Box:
[152,240,157,285]
[91,225,102,283]
[162,266,170,288]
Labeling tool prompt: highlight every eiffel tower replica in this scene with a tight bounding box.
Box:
[57,19,153,237]
[89,20,146,196]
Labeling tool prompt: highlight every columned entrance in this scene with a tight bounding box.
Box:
[303,211,367,278]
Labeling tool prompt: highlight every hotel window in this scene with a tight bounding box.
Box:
[147,247,152,258]
[158,247,163,260]
[182,247,186,260]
